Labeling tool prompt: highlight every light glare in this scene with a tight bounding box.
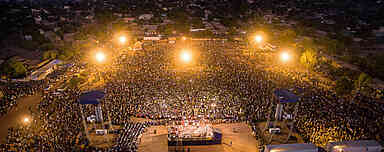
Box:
[95,52,106,62]
[119,36,126,44]
[180,51,192,62]
[255,35,263,43]
[23,117,30,123]
[280,52,290,62]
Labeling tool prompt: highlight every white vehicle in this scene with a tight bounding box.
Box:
[87,115,96,122]
[262,143,318,152]
[327,140,382,152]
[95,129,107,135]
[268,128,281,134]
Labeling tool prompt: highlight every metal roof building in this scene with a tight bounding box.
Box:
[264,143,318,152]
[327,140,383,152]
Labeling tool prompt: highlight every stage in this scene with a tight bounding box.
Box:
[167,120,222,146]
[138,122,260,152]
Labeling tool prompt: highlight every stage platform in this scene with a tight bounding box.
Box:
[167,120,222,146]
[168,131,222,146]
[138,123,260,152]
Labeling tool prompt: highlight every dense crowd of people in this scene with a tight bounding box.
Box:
[0,80,45,116]
[110,122,147,152]
[0,41,383,151]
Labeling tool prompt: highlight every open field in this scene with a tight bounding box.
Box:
[138,122,259,152]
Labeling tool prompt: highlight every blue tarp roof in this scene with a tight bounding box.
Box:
[274,89,299,103]
[79,90,105,104]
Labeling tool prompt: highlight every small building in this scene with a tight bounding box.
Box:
[327,140,383,152]
[34,16,42,23]
[85,15,94,20]
[139,14,154,20]
[190,28,206,32]
[122,17,135,23]
[24,35,33,41]
[143,36,161,41]
[263,143,318,152]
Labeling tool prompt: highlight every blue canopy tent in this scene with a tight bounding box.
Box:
[274,89,299,103]
[79,90,105,105]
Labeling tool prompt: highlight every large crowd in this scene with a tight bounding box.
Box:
[0,41,383,151]
[0,80,45,117]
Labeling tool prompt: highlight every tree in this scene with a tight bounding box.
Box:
[354,72,372,91]
[301,37,316,49]
[169,8,188,22]
[321,38,346,55]
[39,43,56,51]
[42,50,58,60]
[163,25,176,35]
[69,77,84,88]
[1,59,27,78]
[335,76,354,95]
[373,54,384,79]
[74,31,88,40]
[191,18,204,28]
[57,45,77,61]
[300,48,318,69]
[95,10,116,24]
[229,0,248,17]
[280,29,297,45]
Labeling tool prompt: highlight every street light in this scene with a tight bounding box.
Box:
[280,52,291,62]
[95,52,106,63]
[23,117,30,123]
[23,116,31,125]
[254,35,263,43]
[119,36,127,44]
[180,50,192,63]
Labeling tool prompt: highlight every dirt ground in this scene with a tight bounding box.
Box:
[0,94,42,144]
[138,122,260,152]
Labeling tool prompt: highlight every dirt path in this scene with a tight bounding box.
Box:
[0,94,42,144]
